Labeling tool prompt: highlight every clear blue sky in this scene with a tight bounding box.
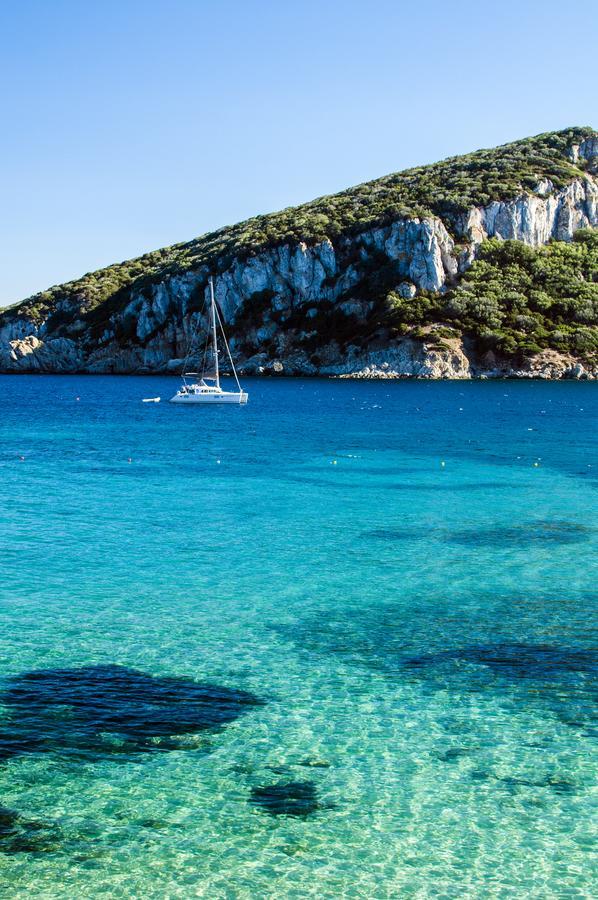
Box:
[1,0,596,306]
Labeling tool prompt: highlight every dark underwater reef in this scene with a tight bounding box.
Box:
[0,663,264,761]
[403,642,597,679]
[0,663,265,853]
[368,520,593,547]
[0,663,336,855]
[249,781,321,818]
[0,806,62,854]
[273,597,597,738]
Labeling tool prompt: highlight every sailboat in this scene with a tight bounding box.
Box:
[170,277,248,404]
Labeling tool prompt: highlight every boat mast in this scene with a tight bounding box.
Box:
[209,276,220,389]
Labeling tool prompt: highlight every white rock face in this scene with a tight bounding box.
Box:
[359,217,457,291]
[569,137,598,166]
[1,171,596,378]
[459,178,597,247]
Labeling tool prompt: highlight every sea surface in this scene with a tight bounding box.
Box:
[0,375,596,898]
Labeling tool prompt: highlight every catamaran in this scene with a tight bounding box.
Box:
[170,277,248,404]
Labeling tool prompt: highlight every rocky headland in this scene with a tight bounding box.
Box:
[1,128,597,379]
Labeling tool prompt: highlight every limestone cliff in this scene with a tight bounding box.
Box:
[1,127,597,379]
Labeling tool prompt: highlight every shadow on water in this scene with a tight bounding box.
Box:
[0,664,264,762]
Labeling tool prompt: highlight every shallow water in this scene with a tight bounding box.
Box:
[0,375,596,898]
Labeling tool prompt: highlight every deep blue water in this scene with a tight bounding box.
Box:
[0,375,596,897]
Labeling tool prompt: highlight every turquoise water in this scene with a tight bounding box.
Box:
[0,375,596,898]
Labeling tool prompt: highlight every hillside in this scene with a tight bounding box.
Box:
[1,126,597,378]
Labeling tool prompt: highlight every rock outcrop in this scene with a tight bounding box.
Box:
[0,334,84,372]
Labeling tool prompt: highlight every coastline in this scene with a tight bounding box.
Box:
[0,346,594,380]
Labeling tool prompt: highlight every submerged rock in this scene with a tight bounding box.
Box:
[435,747,472,763]
[299,758,331,769]
[249,781,320,818]
[405,643,597,680]
[0,806,61,854]
[368,520,593,545]
[499,775,577,795]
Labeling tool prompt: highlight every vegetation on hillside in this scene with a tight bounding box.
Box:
[2,127,595,328]
[385,231,598,361]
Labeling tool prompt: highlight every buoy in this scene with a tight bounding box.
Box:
[216,459,221,464]
[533,462,539,467]
[76,397,80,401]
[19,456,25,461]
[332,460,337,465]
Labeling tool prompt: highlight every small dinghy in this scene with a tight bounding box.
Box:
[142,397,161,403]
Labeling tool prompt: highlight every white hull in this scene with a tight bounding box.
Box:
[170,390,248,404]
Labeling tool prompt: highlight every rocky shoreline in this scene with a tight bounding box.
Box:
[246,344,595,381]
[1,335,594,380]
